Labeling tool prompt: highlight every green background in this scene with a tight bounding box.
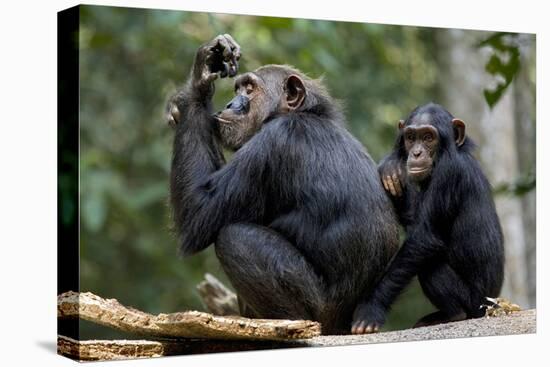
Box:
[68,5,534,338]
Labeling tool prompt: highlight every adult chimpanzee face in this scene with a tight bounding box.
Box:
[214,72,272,150]
[401,122,440,182]
[214,67,306,151]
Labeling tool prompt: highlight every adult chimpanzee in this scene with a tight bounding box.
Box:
[351,103,505,334]
[166,34,400,334]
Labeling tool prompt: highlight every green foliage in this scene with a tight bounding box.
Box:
[494,171,536,196]
[478,33,521,108]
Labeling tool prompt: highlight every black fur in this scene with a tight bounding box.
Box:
[169,65,400,335]
[353,103,505,331]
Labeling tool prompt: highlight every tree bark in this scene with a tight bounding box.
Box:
[58,291,321,341]
[57,335,305,361]
[196,273,239,315]
[512,35,536,307]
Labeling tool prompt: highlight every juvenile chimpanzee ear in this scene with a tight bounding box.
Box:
[452,118,466,147]
[284,74,306,110]
[398,120,405,130]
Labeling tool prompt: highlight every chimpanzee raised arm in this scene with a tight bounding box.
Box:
[167,34,268,255]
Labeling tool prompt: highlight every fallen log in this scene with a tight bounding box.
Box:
[58,291,321,341]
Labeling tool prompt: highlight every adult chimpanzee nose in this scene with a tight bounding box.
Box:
[226,95,250,114]
[413,150,422,158]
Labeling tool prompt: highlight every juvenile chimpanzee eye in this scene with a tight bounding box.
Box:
[423,133,433,142]
[406,134,415,141]
[245,83,254,94]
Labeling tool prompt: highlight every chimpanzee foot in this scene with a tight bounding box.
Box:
[351,302,386,334]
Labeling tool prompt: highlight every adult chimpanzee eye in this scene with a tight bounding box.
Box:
[424,133,433,142]
[245,83,254,95]
[406,134,415,141]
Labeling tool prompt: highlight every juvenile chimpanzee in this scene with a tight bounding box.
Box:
[351,103,505,334]
[166,34,400,334]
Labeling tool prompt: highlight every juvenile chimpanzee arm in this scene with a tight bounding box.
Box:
[378,152,409,223]
[168,35,266,256]
[351,225,444,333]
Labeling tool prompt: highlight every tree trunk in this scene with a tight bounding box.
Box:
[512,35,536,307]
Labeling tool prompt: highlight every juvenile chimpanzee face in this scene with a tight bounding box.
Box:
[214,66,307,151]
[399,109,467,183]
[401,119,440,182]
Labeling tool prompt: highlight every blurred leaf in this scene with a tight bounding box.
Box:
[478,32,521,108]
[494,171,536,196]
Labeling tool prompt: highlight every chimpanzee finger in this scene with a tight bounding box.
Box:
[365,323,380,333]
[205,72,219,83]
[171,105,180,123]
[219,62,229,78]
[352,320,366,334]
[221,35,240,77]
[211,35,231,59]
[386,176,397,196]
[167,114,176,127]
[382,177,390,191]
[392,172,402,196]
[228,58,238,77]
[223,33,241,59]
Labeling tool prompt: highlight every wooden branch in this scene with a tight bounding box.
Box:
[58,291,321,341]
[196,273,239,315]
[155,311,320,340]
[58,291,166,337]
[58,336,167,361]
[58,335,304,361]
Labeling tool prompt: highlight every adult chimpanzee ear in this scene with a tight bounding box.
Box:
[284,74,306,110]
[452,118,466,147]
[398,120,405,130]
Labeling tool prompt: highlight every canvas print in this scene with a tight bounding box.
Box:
[57,4,536,361]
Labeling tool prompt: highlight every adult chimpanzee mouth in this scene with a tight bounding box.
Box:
[408,167,429,174]
[213,115,233,124]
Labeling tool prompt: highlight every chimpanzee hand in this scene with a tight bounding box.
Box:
[378,156,405,197]
[192,33,241,90]
[351,301,386,334]
[166,34,241,127]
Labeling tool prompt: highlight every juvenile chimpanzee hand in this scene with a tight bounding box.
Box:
[378,156,405,197]
[351,301,386,334]
[167,34,241,127]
